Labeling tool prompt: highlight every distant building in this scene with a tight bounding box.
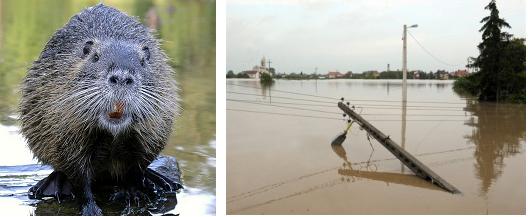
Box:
[243,70,259,79]
[327,71,344,79]
[244,57,271,79]
[452,69,469,78]
[435,70,450,80]
[413,71,420,79]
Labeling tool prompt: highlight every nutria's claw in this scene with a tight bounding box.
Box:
[109,186,152,210]
[29,171,74,203]
[81,202,103,216]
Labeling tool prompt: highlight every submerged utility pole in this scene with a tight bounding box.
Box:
[401,24,416,172]
[338,102,460,194]
[402,24,418,102]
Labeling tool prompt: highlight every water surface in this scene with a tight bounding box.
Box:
[227,79,525,214]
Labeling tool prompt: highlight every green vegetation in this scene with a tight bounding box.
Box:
[226,70,250,78]
[454,0,526,103]
[259,72,274,84]
[227,70,457,80]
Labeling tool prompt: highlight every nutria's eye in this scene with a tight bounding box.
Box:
[82,41,94,57]
[142,46,150,61]
[92,53,99,62]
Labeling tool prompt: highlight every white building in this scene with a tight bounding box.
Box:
[244,57,270,79]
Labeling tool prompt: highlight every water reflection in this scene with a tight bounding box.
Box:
[331,142,444,192]
[464,102,526,195]
[260,83,273,100]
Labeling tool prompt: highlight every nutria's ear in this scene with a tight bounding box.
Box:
[82,41,94,58]
[141,46,150,66]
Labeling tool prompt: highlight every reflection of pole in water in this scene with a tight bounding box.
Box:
[386,82,389,95]
[401,97,407,173]
[314,67,318,94]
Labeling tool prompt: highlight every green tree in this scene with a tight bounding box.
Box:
[236,72,249,78]
[226,70,235,78]
[459,0,525,102]
[260,73,273,84]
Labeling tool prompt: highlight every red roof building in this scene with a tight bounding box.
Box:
[453,69,469,78]
[327,71,344,79]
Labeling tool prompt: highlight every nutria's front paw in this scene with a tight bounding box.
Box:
[29,171,74,203]
[81,202,103,216]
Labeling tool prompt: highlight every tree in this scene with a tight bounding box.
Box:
[268,67,276,76]
[260,73,274,84]
[236,72,249,78]
[226,70,235,78]
[463,0,524,102]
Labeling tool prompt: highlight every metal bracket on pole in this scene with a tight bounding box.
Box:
[338,102,460,194]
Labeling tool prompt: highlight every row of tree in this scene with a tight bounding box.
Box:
[227,70,457,80]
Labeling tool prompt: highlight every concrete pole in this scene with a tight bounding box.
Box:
[401,25,408,172]
[400,100,407,173]
[402,24,407,102]
[337,102,460,194]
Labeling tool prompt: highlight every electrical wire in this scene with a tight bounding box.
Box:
[227,98,466,111]
[228,83,336,100]
[227,91,337,104]
[227,108,469,122]
[407,31,458,67]
[228,99,472,116]
[227,108,341,120]
[228,83,471,104]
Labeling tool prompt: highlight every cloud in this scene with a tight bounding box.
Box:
[227,0,526,73]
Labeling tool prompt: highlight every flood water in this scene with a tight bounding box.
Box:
[0,0,215,215]
[227,79,525,214]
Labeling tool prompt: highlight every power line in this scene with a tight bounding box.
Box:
[227,97,467,110]
[227,98,467,111]
[227,108,469,122]
[228,83,471,105]
[228,99,471,116]
[228,83,336,100]
[228,99,341,115]
[227,91,337,104]
[227,145,475,202]
[227,108,341,120]
[407,31,458,67]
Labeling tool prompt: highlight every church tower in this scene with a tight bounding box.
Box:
[261,56,266,68]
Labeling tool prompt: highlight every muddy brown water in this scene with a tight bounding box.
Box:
[227,79,525,214]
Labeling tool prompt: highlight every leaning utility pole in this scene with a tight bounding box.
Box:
[338,102,460,194]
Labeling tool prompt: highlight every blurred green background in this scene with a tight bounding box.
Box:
[0,0,216,214]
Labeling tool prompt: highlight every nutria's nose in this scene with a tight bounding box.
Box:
[108,71,134,87]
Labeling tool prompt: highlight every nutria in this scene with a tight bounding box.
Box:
[19,4,181,215]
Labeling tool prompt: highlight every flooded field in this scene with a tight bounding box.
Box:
[0,0,215,215]
[227,79,525,214]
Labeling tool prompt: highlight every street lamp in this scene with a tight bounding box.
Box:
[401,24,417,172]
[402,24,418,102]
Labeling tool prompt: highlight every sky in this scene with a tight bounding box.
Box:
[227,0,526,74]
